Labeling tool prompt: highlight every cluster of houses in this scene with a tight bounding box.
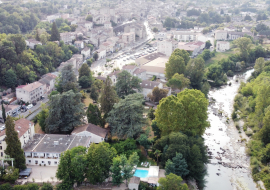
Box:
[0,118,108,167]
[36,3,149,61]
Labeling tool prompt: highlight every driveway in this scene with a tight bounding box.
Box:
[17,165,58,183]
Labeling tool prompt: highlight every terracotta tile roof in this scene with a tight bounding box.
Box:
[0,118,33,138]
[71,123,108,138]
[16,82,44,92]
[108,70,121,77]
[15,118,34,138]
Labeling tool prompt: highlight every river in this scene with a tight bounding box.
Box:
[204,69,258,190]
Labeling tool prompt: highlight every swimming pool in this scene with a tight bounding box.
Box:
[134,169,149,178]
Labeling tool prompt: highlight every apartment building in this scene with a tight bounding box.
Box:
[16,82,45,103]
[157,39,178,56]
[0,118,35,159]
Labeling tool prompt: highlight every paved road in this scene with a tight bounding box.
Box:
[17,96,49,120]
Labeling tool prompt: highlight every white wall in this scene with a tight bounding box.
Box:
[75,131,105,143]
[129,183,139,190]
[26,157,60,166]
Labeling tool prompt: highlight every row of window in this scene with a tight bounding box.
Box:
[29,160,58,165]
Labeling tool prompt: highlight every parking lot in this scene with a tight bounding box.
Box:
[91,20,155,77]
[17,165,58,183]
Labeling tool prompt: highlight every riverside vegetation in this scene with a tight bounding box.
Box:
[232,57,270,189]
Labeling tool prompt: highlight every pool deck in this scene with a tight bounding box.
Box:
[136,167,149,170]
[136,166,166,185]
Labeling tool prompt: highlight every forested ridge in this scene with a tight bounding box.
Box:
[0,33,78,88]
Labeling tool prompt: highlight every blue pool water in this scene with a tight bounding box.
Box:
[134,169,149,178]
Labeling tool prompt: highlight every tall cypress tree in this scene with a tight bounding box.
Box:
[4,116,26,170]
[1,103,6,122]
[99,76,118,115]
[87,103,102,126]
[35,29,41,41]
[50,22,60,41]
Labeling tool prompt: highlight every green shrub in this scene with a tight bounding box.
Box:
[232,111,237,120]
[151,75,156,81]
[245,130,253,137]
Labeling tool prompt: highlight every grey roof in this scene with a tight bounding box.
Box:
[228,31,253,35]
[122,65,136,70]
[133,68,146,74]
[140,80,161,89]
[130,176,140,184]
[24,134,91,153]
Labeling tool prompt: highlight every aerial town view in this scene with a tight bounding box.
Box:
[0,0,270,189]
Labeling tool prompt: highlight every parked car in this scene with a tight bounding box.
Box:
[27,104,33,109]
[0,119,4,124]
[0,125,5,131]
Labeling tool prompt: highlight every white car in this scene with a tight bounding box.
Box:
[0,125,5,131]
[27,104,33,109]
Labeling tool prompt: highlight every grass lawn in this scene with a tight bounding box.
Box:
[83,92,93,107]
[205,48,238,67]
[34,123,45,134]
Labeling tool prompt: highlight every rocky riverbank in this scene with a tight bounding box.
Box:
[204,69,258,190]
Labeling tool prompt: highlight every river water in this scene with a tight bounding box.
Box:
[204,69,258,190]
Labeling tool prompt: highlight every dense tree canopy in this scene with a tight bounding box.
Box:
[56,64,80,93]
[154,132,208,188]
[107,93,145,139]
[165,50,186,79]
[86,143,117,184]
[56,146,87,187]
[155,89,209,136]
[78,63,93,88]
[0,5,39,34]
[46,90,85,133]
[158,172,189,190]
[111,138,139,158]
[167,73,190,91]
[115,70,142,98]
[0,34,76,87]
